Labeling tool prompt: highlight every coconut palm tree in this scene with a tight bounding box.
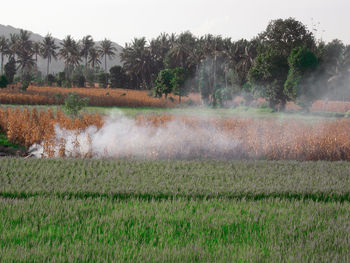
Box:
[33,42,41,63]
[80,35,94,69]
[0,36,8,75]
[59,35,81,80]
[167,31,196,68]
[8,33,19,60]
[16,30,36,76]
[88,45,101,69]
[40,33,58,76]
[99,39,117,72]
[120,37,152,88]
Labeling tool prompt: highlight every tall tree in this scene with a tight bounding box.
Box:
[80,35,94,69]
[40,33,58,76]
[59,35,81,80]
[8,33,19,60]
[284,46,318,108]
[259,17,316,57]
[99,39,117,72]
[166,31,196,68]
[16,30,35,76]
[33,42,41,63]
[88,46,101,69]
[120,37,151,88]
[0,36,8,75]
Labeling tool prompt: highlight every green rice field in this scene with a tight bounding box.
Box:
[0,158,350,262]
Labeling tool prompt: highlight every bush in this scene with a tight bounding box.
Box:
[53,93,63,104]
[110,66,129,89]
[98,72,109,89]
[4,58,16,84]
[64,93,89,116]
[345,110,350,118]
[0,75,9,88]
[47,74,57,86]
[73,74,86,88]
[56,72,66,87]
[20,81,30,92]
[37,78,45,87]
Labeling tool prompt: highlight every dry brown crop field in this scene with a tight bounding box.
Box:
[2,107,350,160]
[1,86,350,113]
[0,86,201,107]
[0,108,102,152]
[285,100,350,113]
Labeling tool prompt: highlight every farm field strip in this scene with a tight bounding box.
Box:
[0,86,201,108]
[3,107,350,160]
[1,159,350,262]
[1,159,350,202]
[1,196,350,262]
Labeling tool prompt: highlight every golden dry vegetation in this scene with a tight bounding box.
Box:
[1,107,350,160]
[2,86,350,113]
[0,86,201,107]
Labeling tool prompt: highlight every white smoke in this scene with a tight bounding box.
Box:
[29,111,241,159]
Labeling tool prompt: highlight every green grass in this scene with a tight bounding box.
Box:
[1,103,345,120]
[1,197,349,262]
[1,159,350,201]
[0,133,24,149]
[1,158,350,261]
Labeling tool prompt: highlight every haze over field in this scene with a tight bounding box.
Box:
[1,0,349,45]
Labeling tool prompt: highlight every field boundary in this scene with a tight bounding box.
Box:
[1,191,350,203]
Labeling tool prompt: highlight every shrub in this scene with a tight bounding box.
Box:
[64,93,89,116]
[0,75,9,88]
[98,72,109,89]
[345,110,350,118]
[47,74,57,86]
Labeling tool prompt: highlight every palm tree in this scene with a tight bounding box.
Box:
[120,37,151,88]
[59,35,81,80]
[16,30,36,76]
[33,42,41,63]
[167,31,196,68]
[80,35,94,69]
[149,33,171,80]
[40,33,58,76]
[0,36,8,75]
[88,46,101,68]
[99,39,117,72]
[8,33,19,60]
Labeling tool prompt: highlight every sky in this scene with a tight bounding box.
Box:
[1,0,349,46]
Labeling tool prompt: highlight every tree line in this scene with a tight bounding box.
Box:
[0,31,117,90]
[0,18,350,110]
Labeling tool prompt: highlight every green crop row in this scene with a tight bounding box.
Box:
[1,197,350,262]
[1,158,350,201]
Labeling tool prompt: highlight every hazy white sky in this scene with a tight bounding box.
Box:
[2,0,349,45]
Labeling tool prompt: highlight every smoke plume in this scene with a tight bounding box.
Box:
[29,111,241,159]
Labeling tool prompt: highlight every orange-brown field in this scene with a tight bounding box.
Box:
[286,100,350,113]
[0,86,201,107]
[1,85,350,112]
[1,107,350,160]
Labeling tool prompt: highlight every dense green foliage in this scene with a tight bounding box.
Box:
[248,47,289,108]
[109,65,129,89]
[4,57,16,84]
[0,159,350,262]
[153,67,188,102]
[284,46,318,108]
[0,74,8,88]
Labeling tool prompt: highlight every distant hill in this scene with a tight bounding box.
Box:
[0,24,123,74]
